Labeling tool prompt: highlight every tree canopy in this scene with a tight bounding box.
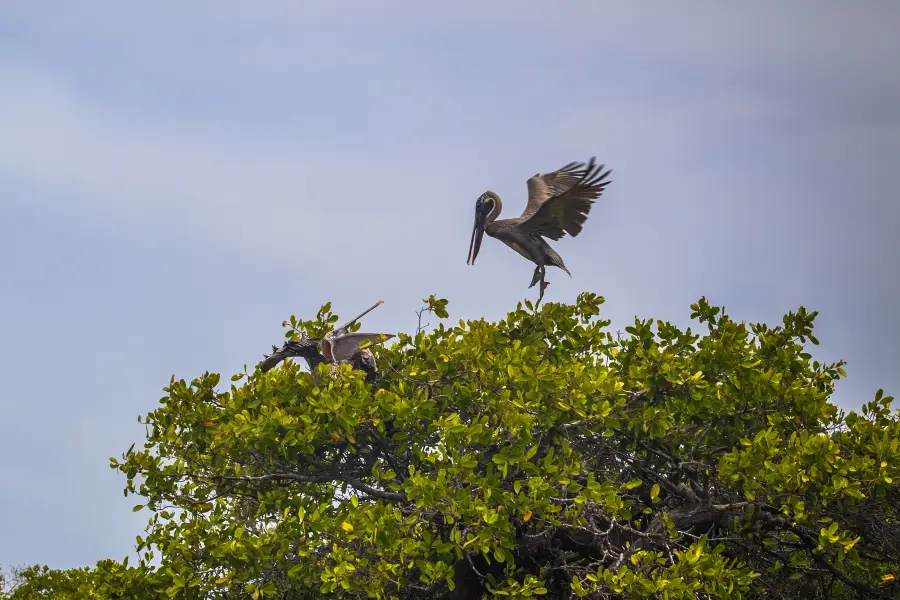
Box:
[4,294,899,599]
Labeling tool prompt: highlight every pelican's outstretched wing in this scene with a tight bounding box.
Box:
[520,157,611,240]
[521,159,592,219]
[325,332,395,364]
[259,338,323,372]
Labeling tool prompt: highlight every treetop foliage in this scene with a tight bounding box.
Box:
[4,293,898,599]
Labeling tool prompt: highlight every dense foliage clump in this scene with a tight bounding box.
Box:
[4,294,899,599]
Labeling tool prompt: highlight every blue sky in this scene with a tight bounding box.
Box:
[1,1,899,570]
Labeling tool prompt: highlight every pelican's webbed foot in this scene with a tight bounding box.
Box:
[538,278,550,303]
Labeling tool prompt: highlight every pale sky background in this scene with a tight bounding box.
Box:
[1,1,899,571]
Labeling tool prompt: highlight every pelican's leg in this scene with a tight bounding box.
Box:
[528,265,542,288]
[537,266,549,303]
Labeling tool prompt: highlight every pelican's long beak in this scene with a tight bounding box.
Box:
[467,209,486,265]
[339,300,384,331]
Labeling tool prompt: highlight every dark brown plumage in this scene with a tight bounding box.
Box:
[259,339,325,373]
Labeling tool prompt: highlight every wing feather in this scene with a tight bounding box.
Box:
[521,157,611,240]
[522,160,592,219]
[259,338,322,372]
[327,332,395,363]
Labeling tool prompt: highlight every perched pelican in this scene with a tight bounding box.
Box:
[467,157,611,301]
[259,301,393,382]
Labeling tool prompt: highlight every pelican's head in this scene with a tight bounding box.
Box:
[467,191,499,265]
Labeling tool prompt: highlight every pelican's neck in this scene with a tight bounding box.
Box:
[483,190,502,223]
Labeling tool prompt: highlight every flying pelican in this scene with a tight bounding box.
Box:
[467,157,611,301]
[259,300,394,382]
